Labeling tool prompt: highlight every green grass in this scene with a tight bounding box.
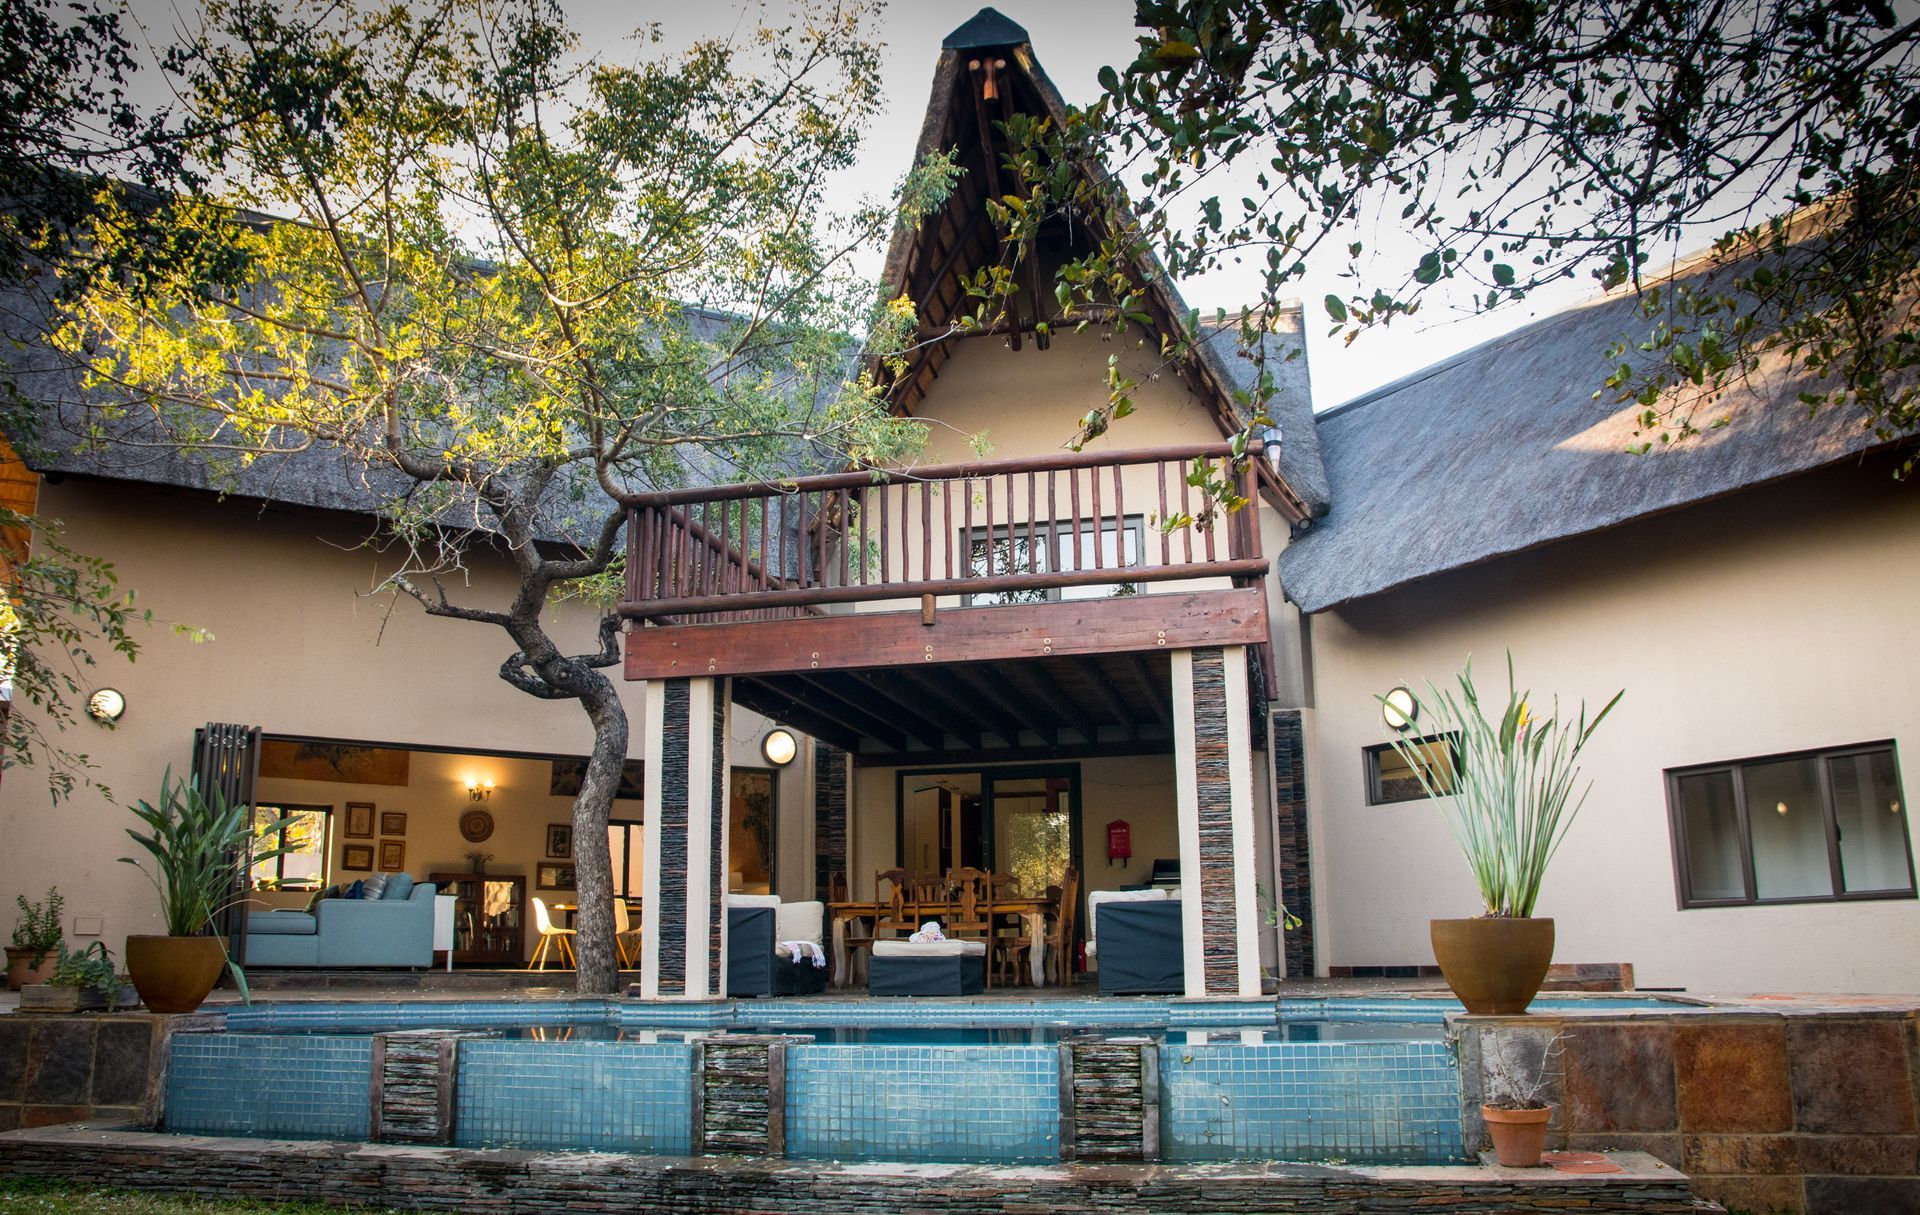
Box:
[0,1180,405,1215]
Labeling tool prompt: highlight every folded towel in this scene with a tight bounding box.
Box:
[909,920,946,943]
[780,940,826,968]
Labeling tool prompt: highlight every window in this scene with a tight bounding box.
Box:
[251,804,332,891]
[1668,743,1914,908]
[963,516,1143,606]
[1364,734,1458,805]
[729,768,776,894]
[607,818,642,899]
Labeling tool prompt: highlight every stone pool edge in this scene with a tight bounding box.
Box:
[0,1124,1700,1214]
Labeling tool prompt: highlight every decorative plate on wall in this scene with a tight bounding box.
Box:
[459,808,495,843]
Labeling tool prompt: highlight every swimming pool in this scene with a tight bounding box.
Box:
[161,997,1669,1165]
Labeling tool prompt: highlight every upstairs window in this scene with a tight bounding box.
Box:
[1668,743,1914,908]
[964,516,1143,606]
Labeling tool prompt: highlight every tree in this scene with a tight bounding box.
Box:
[1026,0,1920,461]
[51,0,950,992]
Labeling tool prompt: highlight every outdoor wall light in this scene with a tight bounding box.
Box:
[1776,801,1789,816]
[466,776,495,801]
[762,728,797,767]
[85,688,126,724]
[1381,686,1417,732]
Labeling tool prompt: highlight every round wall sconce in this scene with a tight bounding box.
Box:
[85,688,126,724]
[762,728,797,767]
[1381,686,1417,732]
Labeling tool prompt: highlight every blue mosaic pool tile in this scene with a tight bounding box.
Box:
[454,1038,693,1154]
[166,1033,372,1140]
[784,1044,1058,1163]
[1275,996,1683,1024]
[1160,1038,1464,1164]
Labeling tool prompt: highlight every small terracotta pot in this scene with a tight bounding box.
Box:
[1483,1103,1552,1167]
[1431,917,1555,1015]
[124,935,227,1014]
[5,945,59,991]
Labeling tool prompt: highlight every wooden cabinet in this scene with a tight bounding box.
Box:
[429,873,525,966]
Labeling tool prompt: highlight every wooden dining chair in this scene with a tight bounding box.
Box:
[1045,866,1081,986]
[944,867,996,986]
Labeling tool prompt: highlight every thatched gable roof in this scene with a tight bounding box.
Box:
[876,8,1329,521]
[1277,255,1906,613]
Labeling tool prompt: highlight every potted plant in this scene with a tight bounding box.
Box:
[7,887,64,990]
[1480,1032,1565,1167]
[1383,655,1620,1014]
[20,942,136,1012]
[119,768,296,1014]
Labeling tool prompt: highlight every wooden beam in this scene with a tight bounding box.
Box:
[848,669,983,750]
[949,663,1055,742]
[731,679,863,754]
[804,671,946,752]
[773,674,913,753]
[1006,660,1102,744]
[625,588,1270,681]
[1122,653,1175,730]
[854,733,1174,770]
[1071,656,1140,742]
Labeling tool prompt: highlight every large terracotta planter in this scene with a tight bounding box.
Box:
[1430,917,1555,1014]
[125,935,226,1014]
[5,945,58,991]
[1483,1103,1552,1166]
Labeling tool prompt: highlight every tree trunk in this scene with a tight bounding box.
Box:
[568,679,629,994]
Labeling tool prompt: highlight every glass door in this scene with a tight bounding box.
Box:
[986,773,1076,898]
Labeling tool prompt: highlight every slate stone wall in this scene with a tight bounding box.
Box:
[0,1014,182,1130]
[1270,709,1314,980]
[1458,1009,1920,1215]
[811,744,848,899]
[0,1126,1700,1214]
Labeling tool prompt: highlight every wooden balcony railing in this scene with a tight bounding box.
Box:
[619,442,1268,624]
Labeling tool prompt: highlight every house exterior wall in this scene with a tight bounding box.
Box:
[0,478,810,959]
[1302,458,1920,993]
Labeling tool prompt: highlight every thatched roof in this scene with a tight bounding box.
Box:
[876,8,1329,521]
[1277,253,1907,613]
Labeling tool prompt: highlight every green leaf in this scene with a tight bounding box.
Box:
[1323,294,1347,323]
[1492,263,1516,287]
[1414,251,1442,285]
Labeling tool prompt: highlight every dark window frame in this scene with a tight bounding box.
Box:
[1666,740,1916,909]
[960,515,1146,606]
[1363,733,1459,805]
[251,802,334,891]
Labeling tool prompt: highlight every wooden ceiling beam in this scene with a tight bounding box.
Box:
[783,673,916,753]
[812,670,949,752]
[1122,653,1174,730]
[1072,656,1140,742]
[732,678,864,754]
[1007,660,1103,744]
[951,663,1056,741]
[850,669,986,750]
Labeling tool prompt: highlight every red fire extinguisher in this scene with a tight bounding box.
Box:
[1106,819,1132,867]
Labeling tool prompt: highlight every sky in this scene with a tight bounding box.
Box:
[116,0,1609,410]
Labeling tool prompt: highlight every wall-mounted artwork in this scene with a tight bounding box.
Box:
[341,845,374,871]
[460,809,495,843]
[378,840,406,872]
[260,740,410,786]
[536,863,576,890]
[380,811,408,836]
[344,803,375,839]
[546,823,573,859]
[549,757,645,800]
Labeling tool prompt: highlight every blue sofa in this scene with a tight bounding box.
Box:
[244,876,437,968]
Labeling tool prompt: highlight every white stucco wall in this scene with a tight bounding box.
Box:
[1303,458,1920,994]
[0,478,809,957]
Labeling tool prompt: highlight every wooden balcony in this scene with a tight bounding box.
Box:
[619,444,1275,761]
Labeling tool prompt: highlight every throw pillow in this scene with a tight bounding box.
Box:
[305,884,340,913]
[382,873,415,901]
[344,880,365,900]
[361,872,390,900]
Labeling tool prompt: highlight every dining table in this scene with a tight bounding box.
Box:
[827,896,1057,988]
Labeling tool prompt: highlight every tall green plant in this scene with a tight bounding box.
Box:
[120,768,295,937]
[11,887,64,964]
[1382,655,1622,919]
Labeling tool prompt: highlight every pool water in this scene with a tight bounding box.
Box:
[224,1019,1443,1045]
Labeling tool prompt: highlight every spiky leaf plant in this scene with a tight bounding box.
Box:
[1382,655,1622,919]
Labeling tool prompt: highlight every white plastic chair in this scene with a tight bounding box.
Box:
[528,897,576,970]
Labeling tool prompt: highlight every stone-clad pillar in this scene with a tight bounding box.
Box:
[1171,646,1262,998]
[640,676,730,999]
[812,743,849,900]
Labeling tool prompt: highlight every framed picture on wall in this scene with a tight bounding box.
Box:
[345,803,375,839]
[342,844,374,871]
[545,823,573,859]
[380,811,408,836]
[536,863,575,890]
[378,840,406,872]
